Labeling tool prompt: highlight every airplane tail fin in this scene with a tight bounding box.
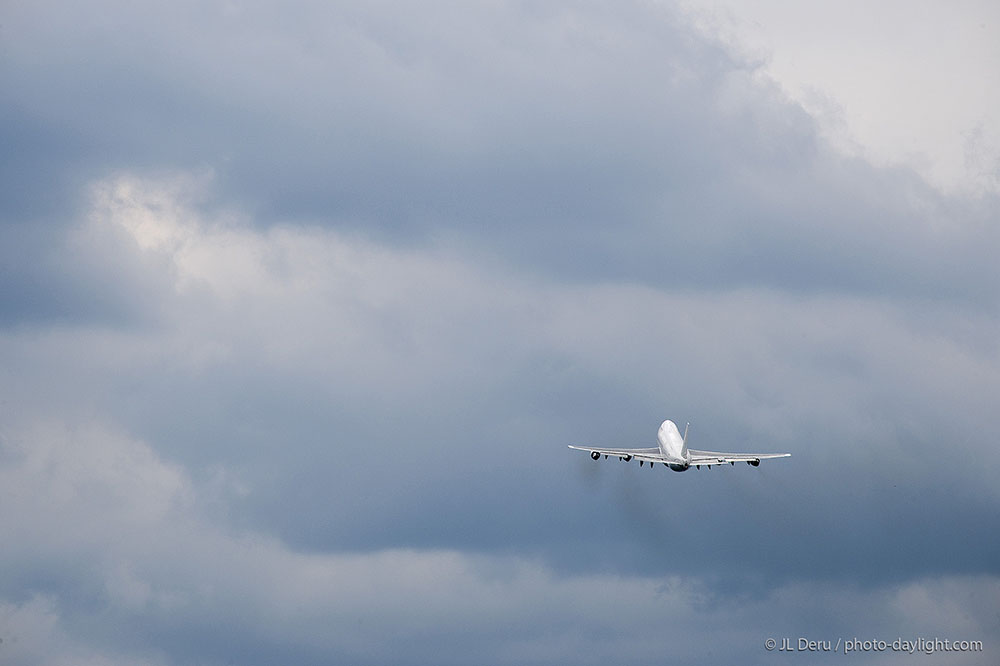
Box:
[681,422,689,457]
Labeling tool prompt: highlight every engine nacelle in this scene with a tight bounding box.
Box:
[750,458,760,467]
[623,454,632,462]
[591,451,600,460]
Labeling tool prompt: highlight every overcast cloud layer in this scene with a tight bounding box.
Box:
[1,1,998,664]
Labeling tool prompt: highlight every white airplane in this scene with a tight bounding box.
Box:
[569,419,790,471]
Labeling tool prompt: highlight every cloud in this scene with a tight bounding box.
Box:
[1,1,998,663]
[680,0,1000,195]
[0,417,996,665]
[2,171,996,584]
[6,0,995,304]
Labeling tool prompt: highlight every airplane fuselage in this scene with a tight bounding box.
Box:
[657,419,690,471]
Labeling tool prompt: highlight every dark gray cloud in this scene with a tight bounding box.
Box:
[5,0,995,308]
[1,1,998,664]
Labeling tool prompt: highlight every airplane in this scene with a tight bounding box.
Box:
[569,419,790,472]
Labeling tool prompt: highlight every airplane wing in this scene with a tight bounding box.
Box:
[567,445,664,462]
[568,445,790,467]
[688,449,790,466]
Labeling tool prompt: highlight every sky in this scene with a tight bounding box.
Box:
[1,1,998,664]
[681,0,1000,197]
